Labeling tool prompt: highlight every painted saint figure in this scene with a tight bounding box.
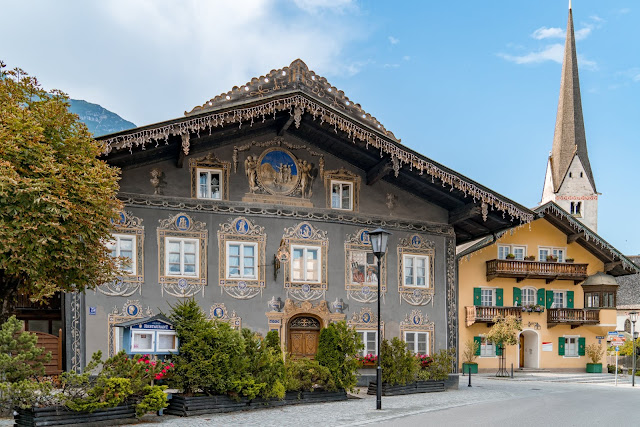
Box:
[244,155,259,193]
[299,160,314,198]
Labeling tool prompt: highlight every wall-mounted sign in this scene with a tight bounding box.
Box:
[89,307,97,315]
[542,342,553,352]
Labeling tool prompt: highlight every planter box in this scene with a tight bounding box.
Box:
[14,404,136,427]
[586,363,603,373]
[462,363,478,374]
[367,380,445,396]
[165,390,347,417]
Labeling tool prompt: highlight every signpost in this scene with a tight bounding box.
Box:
[615,347,619,386]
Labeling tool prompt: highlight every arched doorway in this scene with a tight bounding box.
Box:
[288,315,321,359]
[519,330,539,369]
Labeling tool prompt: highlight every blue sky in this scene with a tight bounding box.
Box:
[1,0,638,254]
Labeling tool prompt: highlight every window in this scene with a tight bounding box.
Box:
[405,331,429,355]
[166,238,198,277]
[197,168,222,200]
[156,332,178,352]
[226,242,257,279]
[291,246,320,282]
[498,245,526,260]
[539,247,565,262]
[107,235,135,274]
[585,292,599,308]
[569,172,572,178]
[403,254,429,287]
[349,251,378,285]
[603,292,615,308]
[357,331,378,356]
[565,337,578,357]
[331,181,353,210]
[570,201,582,217]
[522,287,536,306]
[585,290,616,308]
[553,291,566,308]
[480,338,495,357]
[481,288,495,307]
[131,331,154,352]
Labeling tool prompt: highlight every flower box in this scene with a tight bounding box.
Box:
[14,403,137,427]
[586,363,602,373]
[367,380,445,396]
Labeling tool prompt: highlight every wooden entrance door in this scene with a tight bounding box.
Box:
[288,316,321,359]
[519,334,525,368]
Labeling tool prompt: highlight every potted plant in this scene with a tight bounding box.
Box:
[565,258,575,263]
[462,339,479,374]
[505,253,516,260]
[586,343,604,373]
[546,255,557,262]
[524,255,535,261]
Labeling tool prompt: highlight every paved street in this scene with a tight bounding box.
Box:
[2,374,638,426]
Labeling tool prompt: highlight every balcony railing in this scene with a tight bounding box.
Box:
[465,306,522,327]
[547,308,600,328]
[16,292,62,311]
[486,259,588,284]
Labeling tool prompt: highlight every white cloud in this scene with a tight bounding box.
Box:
[531,27,564,40]
[574,27,592,41]
[499,44,564,65]
[402,55,411,61]
[388,36,399,45]
[293,0,354,13]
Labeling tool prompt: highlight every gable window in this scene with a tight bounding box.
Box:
[539,247,565,262]
[480,338,495,357]
[291,245,320,282]
[107,235,135,274]
[357,330,378,356]
[498,245,526,260]
[404,331,429,355]
[166,237,198,277]
[226,242,257,279]
[522,287,536,306]
[331,181,353,210]
[197,168,222,200]
[403,254,430,287]
[570,201,582,217]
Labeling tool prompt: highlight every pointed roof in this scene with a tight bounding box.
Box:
[549,5,596,193]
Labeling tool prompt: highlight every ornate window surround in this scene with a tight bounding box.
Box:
[98,211,144,297]
[347,306,385,339]
[157,213,208,297]
[217,217,266,300]
[282,222,328,301]
[190,152,231,200]
[209,303,242,330]
[400,309,434,356]
[397,234,435,305]
[324,168,360,212]
[107,300,153,357]
[344,229,386,303]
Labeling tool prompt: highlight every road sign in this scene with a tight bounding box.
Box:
[612,340,625,347]
[618,334,626,338]
[616,346,620,352]
[608,331,619,336]
[596,336,605,339]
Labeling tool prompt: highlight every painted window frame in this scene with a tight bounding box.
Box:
[404,331,430,355]
[196,167,223,200]
[402,254,431,288]
[291,244,322,283]
[165,237,200,277]
[225,241,258,280]
[189,153,230,201]
[130,330,154,353]
[564,335,580,358]
[357,330,378,357]
[330,180,354,210]
[107,234,136,275]
[324,169,361,212]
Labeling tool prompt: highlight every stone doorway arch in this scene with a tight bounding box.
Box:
[518,329,539,369]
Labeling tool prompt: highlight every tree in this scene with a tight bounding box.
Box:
[316,321,363,392]
[0,61,121,321]
[486,315,522,377]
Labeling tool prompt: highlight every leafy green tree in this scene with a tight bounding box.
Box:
[316,321,363,392]
[0,61,122,321]
[380,337,418,386]
[486,315,522,348]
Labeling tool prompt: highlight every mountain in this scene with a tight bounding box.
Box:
[68,99,136,137]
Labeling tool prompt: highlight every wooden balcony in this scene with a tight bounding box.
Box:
[465,306,522,327]
[547,308,600,328]
[486,259,588,284]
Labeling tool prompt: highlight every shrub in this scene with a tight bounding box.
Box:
[607,364,622,374]
[316,321,362,392]
[380,338,418,386]
[240,329,285,399]
[416,349,455,381]
[586,343,604,364]
[462,339,479,364]
[284,358,336,392]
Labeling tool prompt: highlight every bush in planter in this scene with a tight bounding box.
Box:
[239,328,285,399]
[462,339,479,374]
[586,343,604,364]
[417,349,455,381]
[380,338,418,386]
[284,358,336,392]
[505,253,515,259]
[316,321,362,392]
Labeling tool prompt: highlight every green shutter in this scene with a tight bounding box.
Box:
[495,342,502,356]
[537,288,545,306]
[558,337,565,356]
[496,288,503,307]
[474,336,481,356]
[546,290,554,309]
[513,287,521,306]
[566,291,574,309]
[578,337,586,356]
[473,288,481,306]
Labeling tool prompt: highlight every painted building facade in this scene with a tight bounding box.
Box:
[61,60,533,372]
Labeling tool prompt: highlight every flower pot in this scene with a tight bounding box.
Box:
[586,363,602,373]
[462,363,478,374]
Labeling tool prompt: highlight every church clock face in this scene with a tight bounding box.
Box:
[257,148,300,196]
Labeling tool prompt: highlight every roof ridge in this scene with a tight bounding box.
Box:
[185,59,398,141]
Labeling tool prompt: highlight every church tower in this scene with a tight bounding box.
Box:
[540,2,598,231]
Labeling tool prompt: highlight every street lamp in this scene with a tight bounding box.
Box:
[630,311,638,386]
[369,227,391,411]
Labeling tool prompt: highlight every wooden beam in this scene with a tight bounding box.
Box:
[567,233,581,244]
[604,261,622,272]
[366,159,392,186]
[177,147,186,168]
[277,114,295,136]
[449,203,481,225]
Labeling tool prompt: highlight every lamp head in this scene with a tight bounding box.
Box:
[630,311,639,323]
[369,228,392,258]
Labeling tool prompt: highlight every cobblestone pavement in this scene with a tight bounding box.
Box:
[2,374,638,427]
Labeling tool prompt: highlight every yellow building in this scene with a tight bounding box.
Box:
[457,202,638,372]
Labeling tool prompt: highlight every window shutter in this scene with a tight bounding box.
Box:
[495,288,504,307]
[566,291,574,309]
[546,290,554,309]
[513,287,521,305]
[473,288,481,306]
[558,337,565,356]
[474,336,482,356]
[495,342,502,356]
[537,288,545,306]
[578,337,586,356]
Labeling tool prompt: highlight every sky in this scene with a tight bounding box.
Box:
[2,0,638,255]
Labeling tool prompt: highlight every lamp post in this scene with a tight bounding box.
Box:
[630,312,638,387]
[369,227,391,411]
